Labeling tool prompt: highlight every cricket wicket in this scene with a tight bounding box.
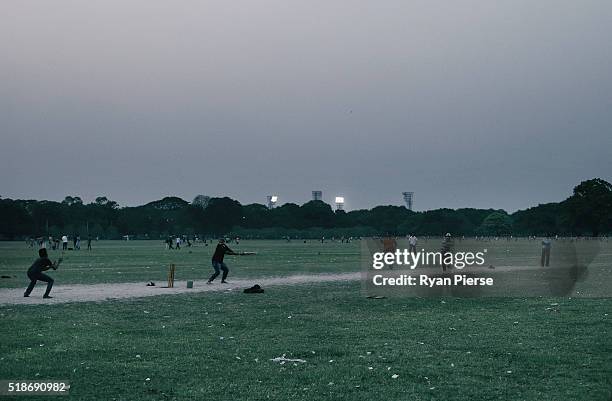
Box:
[167,264,176,288]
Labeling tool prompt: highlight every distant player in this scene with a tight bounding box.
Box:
[382,234,398,269]
[541,235,552,267]
[207,239,243,284]
[24,248,62,298]
[408,235,418,254]
[87,236,92,251]
[441,233,454,271]
[62,235,68,250]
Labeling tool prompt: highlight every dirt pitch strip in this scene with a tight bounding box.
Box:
[0,272,361,306]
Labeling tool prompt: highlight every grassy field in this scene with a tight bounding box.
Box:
[0,240,611,400]
[3,238,608,288]
[1,282,611,400]
[0,240,360,288]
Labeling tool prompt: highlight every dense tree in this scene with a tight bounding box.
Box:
[511,203,562,235]
[94,196,119,209]
[299,201,335,228]
[202,197,243,234]
[192,195,211,209]
[565,179,612,236]
[62,196,83,206]
[477,211,513,236]
[0,179,609,240]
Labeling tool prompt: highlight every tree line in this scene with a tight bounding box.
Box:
[0,179,610,240]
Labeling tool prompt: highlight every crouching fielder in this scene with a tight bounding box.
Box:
[207,238,254,284]
[24,248,62,298]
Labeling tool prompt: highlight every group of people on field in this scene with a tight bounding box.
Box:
[23,238,247,298]
[22,234,558,298]
[27,235,93,251]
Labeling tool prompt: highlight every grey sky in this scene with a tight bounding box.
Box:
[2,0,611,211]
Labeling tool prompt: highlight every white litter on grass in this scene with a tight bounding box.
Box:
[391,374,399,379]
[270,354,306,364]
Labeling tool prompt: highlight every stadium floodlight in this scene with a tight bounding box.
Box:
[335,196,345,211]
[266,195,278,209]
[402,192,414,211]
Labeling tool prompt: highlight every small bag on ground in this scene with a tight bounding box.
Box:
[243,284,264,294]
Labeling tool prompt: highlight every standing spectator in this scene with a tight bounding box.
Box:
[541,235,552,267]
[61,235,68,251]
[408,235,418,254]
[441,233,454,271]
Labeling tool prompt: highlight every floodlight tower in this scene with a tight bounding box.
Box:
[312,190,322,201]
[335,196,345,211]
[267,195,278,209]
[402,192,414,211]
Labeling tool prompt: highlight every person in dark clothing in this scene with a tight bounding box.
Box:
[87,236,92,251]
[207,239,243,284]
[24,248,62,298]
[441,233,454,271]
[541,235,552,267]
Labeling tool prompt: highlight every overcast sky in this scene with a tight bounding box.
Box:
[1,1,611,211]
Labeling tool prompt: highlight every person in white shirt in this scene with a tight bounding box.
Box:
[61,235,68,251]
[408,235,418,254]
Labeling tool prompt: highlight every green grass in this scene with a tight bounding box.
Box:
[3,238,608,289]
[0,240,360,288]
[0,282,611,400]
[1,240,611,400]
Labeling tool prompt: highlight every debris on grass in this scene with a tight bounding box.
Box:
[270,354,306,364]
